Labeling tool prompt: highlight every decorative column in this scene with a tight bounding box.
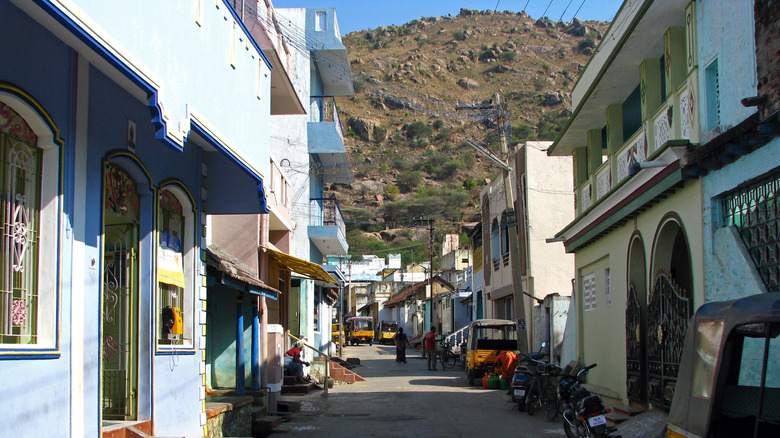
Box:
[236,291,245,395]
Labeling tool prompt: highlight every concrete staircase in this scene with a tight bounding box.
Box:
[325,356,365,384]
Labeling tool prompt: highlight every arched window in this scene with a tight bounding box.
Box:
[0,92,61,356]
[0,104,41,345]
[156,185,195,350]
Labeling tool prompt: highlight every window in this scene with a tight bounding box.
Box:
[315,11,327,31]
[705,59,720,131]
[490,218,500,269]
[157,186,195,350]
[0,92,61,356]
[501,213,510,265]
[1,111,41,346]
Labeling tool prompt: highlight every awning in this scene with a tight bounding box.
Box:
[205,246,281,300]
[262,247,337,285]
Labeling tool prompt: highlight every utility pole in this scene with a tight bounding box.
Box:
[428,217,434,300]
[458,93,529,354]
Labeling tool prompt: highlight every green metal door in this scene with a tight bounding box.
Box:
[102,165,140,421]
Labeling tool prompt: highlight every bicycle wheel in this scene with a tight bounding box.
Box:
[444,353,456,369]
[545,381,559,421]
[526,381,540,416]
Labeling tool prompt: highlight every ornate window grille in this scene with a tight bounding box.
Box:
[721,169,780,292]
[0,104,41,344]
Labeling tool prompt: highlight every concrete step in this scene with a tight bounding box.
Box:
[276,398,301,413]
[605,411,631,425]
[613,405,646,417]
[252,415,283,436]
[281,382,315,395]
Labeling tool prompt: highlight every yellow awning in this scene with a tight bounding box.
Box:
[262,247,337,285]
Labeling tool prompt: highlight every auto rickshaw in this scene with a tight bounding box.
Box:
[667,293,780,438]
[464,319,518,385]
[331,322,344,344]
[377,321,398,344]
[346,316,375,346]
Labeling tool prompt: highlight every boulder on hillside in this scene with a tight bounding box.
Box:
[457,78,480,89]
[542,92,565,106]
[564,18,587,37]
[348,117,380,142]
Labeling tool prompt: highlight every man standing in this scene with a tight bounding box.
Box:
[424,326,438,371]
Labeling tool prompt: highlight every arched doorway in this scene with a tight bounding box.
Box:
[647,216,693,409]
[626,232,648,405]
[102,164,140,420]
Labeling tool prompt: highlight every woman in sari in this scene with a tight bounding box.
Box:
[393,327,411,363]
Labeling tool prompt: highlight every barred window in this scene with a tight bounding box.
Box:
[721,169,780,292]
[157,188,193,348]
[1,105,41,345]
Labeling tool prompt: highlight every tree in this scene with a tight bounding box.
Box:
[396,170,423,193]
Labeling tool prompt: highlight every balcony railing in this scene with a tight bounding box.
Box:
[230,1,290,68]
[310,96,344,143]
[310,197,346,240]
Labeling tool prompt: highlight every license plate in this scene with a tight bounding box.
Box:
[588,415,606,427]
[513,389,525,397]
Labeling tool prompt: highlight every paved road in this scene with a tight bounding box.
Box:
[280,343,569,437]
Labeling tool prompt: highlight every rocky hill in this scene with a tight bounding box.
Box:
[330,9,608,262]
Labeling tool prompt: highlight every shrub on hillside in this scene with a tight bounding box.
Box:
[397,170,423,193]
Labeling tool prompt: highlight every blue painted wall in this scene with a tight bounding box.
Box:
[0,0,275,436]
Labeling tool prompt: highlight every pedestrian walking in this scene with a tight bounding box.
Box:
[394,327,411,363]
[424,326,438,371]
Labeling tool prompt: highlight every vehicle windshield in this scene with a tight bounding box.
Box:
[384,323,398,331]
[353,319,372,330]
[475,325,515,340]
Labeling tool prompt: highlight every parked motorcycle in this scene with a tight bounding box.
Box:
[510,348,545,411]
[559,364,621,438]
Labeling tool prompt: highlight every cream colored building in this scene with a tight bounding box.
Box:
[479,141,574,350]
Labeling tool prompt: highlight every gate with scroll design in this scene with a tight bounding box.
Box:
[646,271,691,409]
[625,283,646,404]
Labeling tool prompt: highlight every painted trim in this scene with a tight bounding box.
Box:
[565,165,683,252]
[0,82,64,358]
[30,0,271,151]
[626,231,648,294]
[154,179,198,355]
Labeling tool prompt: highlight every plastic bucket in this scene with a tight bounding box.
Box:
[482,374,489,388]
[499,378,509,389]
[487,376,500,389]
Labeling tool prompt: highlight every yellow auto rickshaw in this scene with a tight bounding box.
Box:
[331,322,344,344]
[346,316,375,346]
[464,319,518,385]
[377,321,398,344]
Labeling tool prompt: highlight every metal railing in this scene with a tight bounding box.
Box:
[310,197,346,241]
[310,96,345,143]
[288,333,329,394]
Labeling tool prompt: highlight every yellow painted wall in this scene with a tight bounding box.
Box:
[573,178,704,404]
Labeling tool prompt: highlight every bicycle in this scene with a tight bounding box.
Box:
[438,341,458,370]
[525,360,562,421]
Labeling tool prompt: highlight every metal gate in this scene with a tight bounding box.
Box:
[625,283,646,404]
[102,223,139,420]
[646,271,691,409]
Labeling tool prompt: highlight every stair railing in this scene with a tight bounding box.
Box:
[287,332,329,395]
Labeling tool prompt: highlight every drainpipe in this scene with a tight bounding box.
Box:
[628,160,668,176]
[258,214,271,404]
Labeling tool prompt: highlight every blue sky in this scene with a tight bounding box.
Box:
[273,0,625,35]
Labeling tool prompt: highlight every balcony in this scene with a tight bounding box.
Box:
[308,96,353,184]
[308,197,348,255]
[229,0,305,115]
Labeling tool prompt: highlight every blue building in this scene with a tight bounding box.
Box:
[0,0,283,436]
